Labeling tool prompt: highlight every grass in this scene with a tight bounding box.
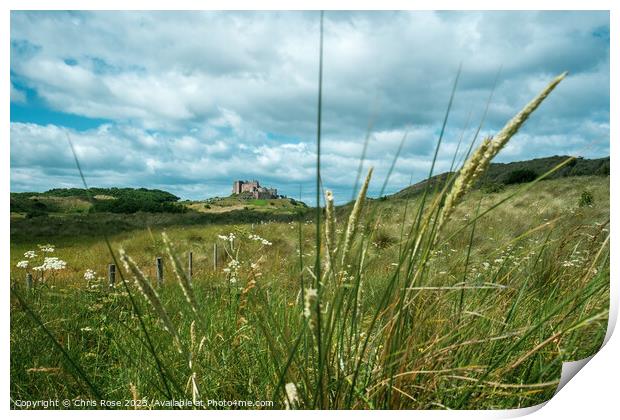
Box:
[10,175,609,409]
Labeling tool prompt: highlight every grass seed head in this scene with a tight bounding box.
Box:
[437,72,567,231]
[341,167,373,265]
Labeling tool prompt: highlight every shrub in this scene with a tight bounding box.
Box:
[579,190,594,207]
[481,182,505,194]
[504,169,538,185]
[372,228,396,249]
[26,209,48,219]
[596,161,610,176]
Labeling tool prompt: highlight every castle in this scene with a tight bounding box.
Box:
[232,180,278,199]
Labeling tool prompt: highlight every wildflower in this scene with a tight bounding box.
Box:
[16,260,29,269]
[248,234,272,246]
[324,189,336,255]
[284,383,299,409]
[80,327,93,332]
[38,244,55,253]
[224,259,241,284]
[84,269,96,281]
[24,250,37,259]
[32,257,67,272]
[218,233,236,244]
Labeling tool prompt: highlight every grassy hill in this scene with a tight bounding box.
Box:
[391,155,609,199]
[186,194,306,215]
[10,187,307,220]
[10,187,184,217]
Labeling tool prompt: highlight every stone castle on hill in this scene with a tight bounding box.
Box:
[232,180,278,199]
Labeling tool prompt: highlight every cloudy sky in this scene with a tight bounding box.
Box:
[10,11,609,204]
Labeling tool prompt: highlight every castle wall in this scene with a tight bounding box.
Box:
[232,180,278,198]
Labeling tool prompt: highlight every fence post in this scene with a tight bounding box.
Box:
[26,273,33,290]
[156,257,164,287]
[108,263,116,287]
[213,243,218,271]
[188,251,193,281]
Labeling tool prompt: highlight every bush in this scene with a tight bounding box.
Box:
[504,169,538,185]
[579,191,594,207]
[372,228,396,249]
[596,161,610,176]
[481,182,505,194]
[26,209,48,219]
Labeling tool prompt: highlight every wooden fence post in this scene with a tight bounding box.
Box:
[213,243,218,271]
[26,273,33,290]
[156,257,164,287]
[188,251,193,280]
[108,264,116,287]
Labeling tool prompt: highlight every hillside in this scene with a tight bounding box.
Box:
[391,155,609,199]
[186,194,306,215]
[10,187,184,217]
[9,155,608,220]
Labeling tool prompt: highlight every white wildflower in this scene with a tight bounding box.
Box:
[284,382,299,409]
[84,269,96,281]
[24,250,37,259]
[33,257,67,272]
[38,244,55,253]
[16,260,29,269]
[224,259,241,284]
[248,234,272,246]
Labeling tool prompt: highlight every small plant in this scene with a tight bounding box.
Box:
[481,182,505,194]
[579,190,594,207]
[371,227,396,249]
[504,169,538,185]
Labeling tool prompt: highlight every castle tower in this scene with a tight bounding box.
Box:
[233,181,243,194]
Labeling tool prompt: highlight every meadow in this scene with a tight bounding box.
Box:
[10,173,609,409]
[9,73,610,410]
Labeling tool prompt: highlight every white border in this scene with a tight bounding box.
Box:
[2,1,616,419]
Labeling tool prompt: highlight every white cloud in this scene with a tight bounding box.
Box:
[10,82,27,103]
[9,11,609,202]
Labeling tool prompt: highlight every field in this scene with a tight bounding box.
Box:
[10,173,609,409]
